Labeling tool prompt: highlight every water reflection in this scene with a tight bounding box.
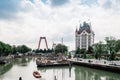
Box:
[0,63,13,75]
[75,66,120,80]
[0,58,120,80]
[14,57,32,66]
[37,66,74,80]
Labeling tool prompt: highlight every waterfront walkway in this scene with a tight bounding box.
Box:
[68,58,120,73]
[68,58,120,66]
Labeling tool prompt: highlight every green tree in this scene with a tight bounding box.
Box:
[4,44,12,55]
[105,36,116,54]
[114,40,120,52]
[87,46,94,54]
[43,48,47,53]
[95,52,99,59]
[55,44,68,53]
[0,41,31,55]
[35,49,40,53]
[109,50,115,60]
[83,51,87,59]
[47,48,53,53]
[0,41,4,56]
[75,47,80,54]
[80,49,86,54]
[93,41,104,60]
[12,46,17,54]
[0,41,12,56]
[16,45,31,53]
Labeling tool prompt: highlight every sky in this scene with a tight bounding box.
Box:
[0,0,120,51]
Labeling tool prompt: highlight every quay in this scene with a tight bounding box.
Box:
[68,58,120,74]
[36,57,120,74]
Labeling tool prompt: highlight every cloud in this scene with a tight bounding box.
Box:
[0,0,120,51]
[98,0,120,14]
[102,0,112,9]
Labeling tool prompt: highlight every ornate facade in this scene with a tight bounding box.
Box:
[75,21,94,50]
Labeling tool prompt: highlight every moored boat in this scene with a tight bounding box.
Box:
[33,71,41,78]
[0,60,8,65]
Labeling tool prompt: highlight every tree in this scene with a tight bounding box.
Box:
[87,46,94,54]
[105,36,116,54]
[109,50,115,60]
[47,48,53,53]
[114,40,120,52]
[83,51,87,59]
[0,41,12,56]
[43,48,47,53]
[4,44,12,55]
[12,45,17,54]
[55,44,68,53]
[93,41,104,60]
[35,49,40,53]
[75,47,80,54]
[0,41,31,56]
[0,41,4,56]
[16,45,31,53]
[80,49,86,54]
[95,52,99,59]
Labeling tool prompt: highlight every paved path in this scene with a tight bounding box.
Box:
[68,58,120,67]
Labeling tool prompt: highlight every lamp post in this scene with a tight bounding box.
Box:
[61,37,63,60]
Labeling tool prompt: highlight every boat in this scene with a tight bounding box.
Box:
[0,59,8,65]
[33,71,41,78]
[36,58,47,67]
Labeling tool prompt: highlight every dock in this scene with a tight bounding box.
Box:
[68,58,120,74]
[36,57,120,73]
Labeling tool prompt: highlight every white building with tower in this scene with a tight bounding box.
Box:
[75,21,95,50]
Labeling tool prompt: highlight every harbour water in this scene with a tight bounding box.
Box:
[0,57,119,80]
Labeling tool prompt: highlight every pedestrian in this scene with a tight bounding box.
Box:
[54,76,57,80]
[19,77,22,80]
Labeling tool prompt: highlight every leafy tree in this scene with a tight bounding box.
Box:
[109,50,115,60]
[80,49,86,54]
[0,41,4,56]
[105,36,116,54]
[55,44,68,53]
[35,49,39,53]
[87,46,94,54]
[95,52,99,59]
[16,45,31,53]
[43,48,47,53]
[39,49,43,53]
[83,51,87,59]
[35,48,53,53]
[93,41,104,59]
[75,48,87,58]
[4,44,12,55]
[12,45,17,54]
[0,41,12,56]
[114,40,120,52]
[75,47,80,54]
[0,41,31,55]
[47,48,53,53]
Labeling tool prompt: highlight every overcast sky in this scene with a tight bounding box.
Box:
[0,0,120,50]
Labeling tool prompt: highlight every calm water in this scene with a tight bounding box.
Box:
[0,57,120,80]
